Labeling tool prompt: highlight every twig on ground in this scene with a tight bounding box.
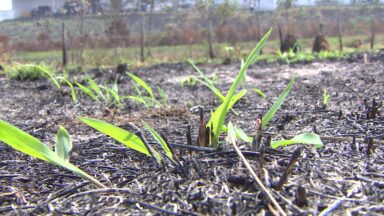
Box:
[307,189,379,205]
[318,198,346,216]
[230,135,286,216]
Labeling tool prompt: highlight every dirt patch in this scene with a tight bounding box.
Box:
[0,55,383,215]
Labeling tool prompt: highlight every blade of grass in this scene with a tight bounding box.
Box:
[271,133,323,149]
[55,126,72,161]
[76,82,100,102]
[87,78,106,102]
[58,77,77,104]
[124,96,149,108]
[262,77,296,130]
[0,120,106,188]
[78,117,150,156]
[127,73,155,99]
[253,87,266,98]
[142,120,174,160]
[189,61,225,101]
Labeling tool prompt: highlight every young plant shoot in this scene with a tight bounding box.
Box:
[262,77,296,129]
[78,117,162,162]
[207,29,272,147]
[271,133,323,149]
[0,120,106,188]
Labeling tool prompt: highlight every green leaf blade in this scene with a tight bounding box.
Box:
[128,73,155,99]
[76,82,100,102]
[0,120,57,163]
[262,77,296,130]
[142,121,173,160]
[78,117,150,156]
[271,133,323,149]
[55,126,72,161]
[0,120,105,188]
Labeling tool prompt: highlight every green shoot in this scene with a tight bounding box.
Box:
[142,120,174,160]
[262,77,296,130]
[57,76,78,104]
[253,87,266,98]
[127,73,165,108]
[189,60,245,115]
[222,124,253,143]
[76,82,100,102]
[271,133,323,149]
[157,86,168,105]
[127,72,155,99]
[189,60,225,101]
[323,89,330,107]
[55,126,72,161]
[180,75,198,87]
[226,121,237,145]
[208,29,271,147]
[78,117,150,156]
[87,77,106,102]
[0,120,106,188]
[124,96,149,108]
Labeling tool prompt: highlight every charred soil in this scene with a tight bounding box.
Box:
[0,54,384,215]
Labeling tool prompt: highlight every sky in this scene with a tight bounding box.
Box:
[0,0,12,10]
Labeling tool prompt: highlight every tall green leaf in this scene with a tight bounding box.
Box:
[55,126,72,161]
[57,77,78,104]
[271,133,323,149]
[209,29,272,146]
[0,120,105,188]
[78,117,150,156]
[142,121,173,160]
[189,61,225,101]
[262,77,296,129]
[128,73,155,99]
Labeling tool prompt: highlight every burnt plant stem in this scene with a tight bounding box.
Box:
[366,138,374,157]
[252,118,262,151]
[258,147,265,180]
[275,148,302,191]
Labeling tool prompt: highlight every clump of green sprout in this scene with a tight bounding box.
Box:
[126,72,165,108]
[322,89,330,109]
[76,77,123,107]
[206,29,271,147]
[4,63,56,81]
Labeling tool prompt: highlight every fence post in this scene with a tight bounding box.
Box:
[140,14,145,62]
[370,18,375,50]
[62,22,67,67]
[208,18,215,59]
[337,16,343,51]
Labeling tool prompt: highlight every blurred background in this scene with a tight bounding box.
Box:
[0,0,383,67]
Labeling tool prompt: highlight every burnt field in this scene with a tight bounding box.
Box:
[0,53,383,215]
